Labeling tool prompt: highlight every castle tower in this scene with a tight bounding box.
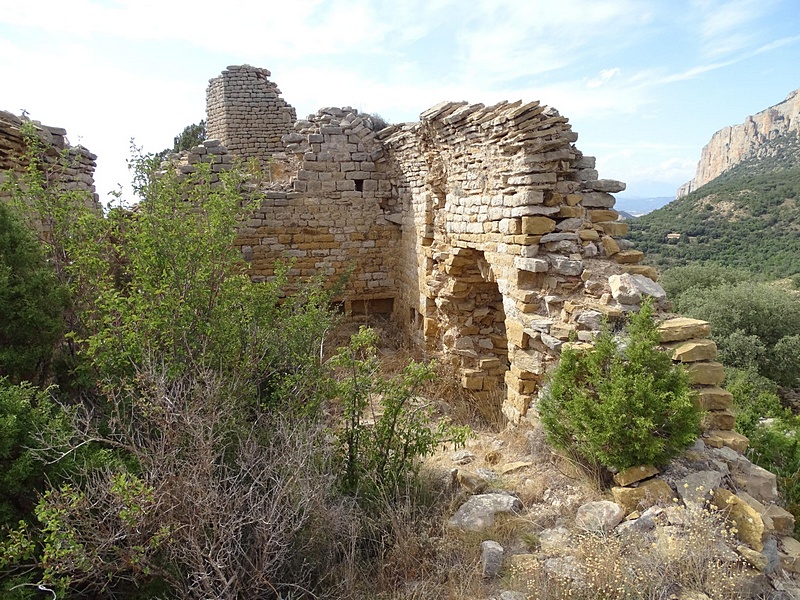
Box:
[205,65,297,165]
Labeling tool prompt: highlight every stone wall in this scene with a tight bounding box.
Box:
[0,109,100,216]
[197,66,745,451]
[206,65,297,166]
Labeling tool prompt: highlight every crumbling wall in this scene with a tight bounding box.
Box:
[203,66,743,451]
[0,110,100,215]
[206,65,297,166]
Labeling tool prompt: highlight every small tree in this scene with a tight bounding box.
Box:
[539,301,700,471]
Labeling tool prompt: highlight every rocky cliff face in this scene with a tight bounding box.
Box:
[677,89,800,197]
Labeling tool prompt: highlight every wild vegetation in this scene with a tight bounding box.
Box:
[1,119,798,598]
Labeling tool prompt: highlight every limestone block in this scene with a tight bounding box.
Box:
[676,470,722,507]
[701,409,735,431]
[521,216,556,234]
[549,256,583,276]
[614,249,643,263]
[514,257,548,273]
[622,264,659,281]
[763,505,795,536]
[506,321,529,348]
[779,536,800,573]
[611,479,676,514]
[581,191,616,208]
[585,179,626,193]
[712,488,765,551]
[694,387,734,410]
[705,429,749,453]
[685,361,725,385]
[599,221,630,236]
[575,500,625,531]
[666,339,718,362]
[578,229,600,241]
[558,206,583,218]
[588,209,619,222]
[613,465,659,487]
[601,235,620,256]
[608,273,666,305]
[658,318,712,343]
[733,462,778,503]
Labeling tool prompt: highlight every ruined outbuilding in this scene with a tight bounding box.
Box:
[0,66,743,445]
[197,64,740,438]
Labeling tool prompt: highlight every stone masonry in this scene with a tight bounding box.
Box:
[200,65,745,449]
[206,65,297,166]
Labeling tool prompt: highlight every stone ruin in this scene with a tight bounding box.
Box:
[0,66,746,451]
[0,110,100,219]
[191,64,745,448]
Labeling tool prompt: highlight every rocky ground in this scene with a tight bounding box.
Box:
[415,419,800,600]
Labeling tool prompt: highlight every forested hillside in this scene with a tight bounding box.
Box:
[629,133,800,278]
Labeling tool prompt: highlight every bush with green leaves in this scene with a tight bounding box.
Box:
[539,301,700,471]
[0,203,67,384]
[329,326,468,502]
[1,139,342,598]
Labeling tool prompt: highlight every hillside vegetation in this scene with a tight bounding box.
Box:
[629,133,800,278]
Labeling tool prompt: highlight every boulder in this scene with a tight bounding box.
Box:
[712,489,765,551]
[612,479,676,514]
[613,465,659,487]
[733,462,778,504]
[574,500,625,531]
[448,493,522,532]
[676,470,722,507]
[480,540,504,578]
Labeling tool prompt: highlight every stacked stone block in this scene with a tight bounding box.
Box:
[206,65,297,166]
[227,105,400,311]
[658,317,749,452]
[0,110,100,215]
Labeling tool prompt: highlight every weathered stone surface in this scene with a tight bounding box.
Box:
[448,493,522,532]
[521,216,556,234]
[454,469,489,494]
[613,249,643,263]
[763,505,795,536]
[622,264,659,281]
[613,465,659,487]
[612,479,675,514]
[480,540,504,578]
[608,273,666,304]
[585,179,626,193]
[666,339,718,362]
[733,462,778,504]
[694,387,733,410]
[712,488,765,551]
[658,318,712,343]
[539,526,572,554]
[780,536,800,573]
[575,500,625,531]
[705,429,749,453]
[685,361,725,385]
[701,409,736,431]
[676,470,722,507]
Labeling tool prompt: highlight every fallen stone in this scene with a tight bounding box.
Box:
[738,544,768,571]
[763,504,795,536]
[613,465,659,487]
[543,555,584,584]
[451,450,476,465]
[612,478,676,514]
[538,526,572,554]
[575,500,625,531]
[676,470,722,507]
[614,249,644,264]
[455,469,489,494]
[780,536,800,573]
[448,493,522,532]
[733,461,778,504]
[480,540,504,578]
[608,273,666,305]
[705,429,749,453]
[712,488,765,551]
[498,461,532,475]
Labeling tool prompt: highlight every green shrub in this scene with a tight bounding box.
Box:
[726,367,786,438]
[539,301,700,471]
[0,203,67,384]
[329,326,468,502]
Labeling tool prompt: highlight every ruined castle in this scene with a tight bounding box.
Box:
[0,65,743,447]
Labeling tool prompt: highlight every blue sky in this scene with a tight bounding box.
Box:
[1,0,799,203]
